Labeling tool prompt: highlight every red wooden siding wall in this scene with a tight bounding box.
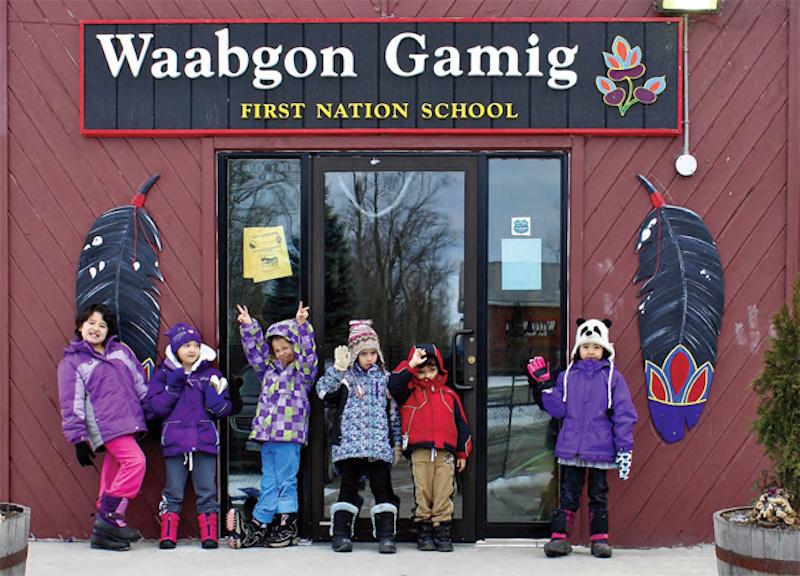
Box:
[1,0,795,546]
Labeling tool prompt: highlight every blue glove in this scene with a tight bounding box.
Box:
[166,369,188,391]
[616,450,632,481]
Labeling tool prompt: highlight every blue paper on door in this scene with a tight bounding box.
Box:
[501,238,542,290]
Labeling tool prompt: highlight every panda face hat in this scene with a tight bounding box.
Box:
[562,318,616,409]
[571,318,615,362]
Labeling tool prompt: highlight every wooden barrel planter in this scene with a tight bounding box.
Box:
[714,507,800,575]
[0,503,30,576]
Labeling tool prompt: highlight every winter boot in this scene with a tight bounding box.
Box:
[225,508,270,549]
[198,512,219,549]
[371,503,397,554]
[94,494,142,543]
[264,513,299,548]
[89,528,131,551]
[591,539,613,558]
[543,508,574,558]
[330,501,359,552]
[589,509,612,558]
[416,520,436,551]
[433,521,453,552]
[159,511,180,549]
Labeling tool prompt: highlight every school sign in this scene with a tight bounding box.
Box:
[81,19,681,136]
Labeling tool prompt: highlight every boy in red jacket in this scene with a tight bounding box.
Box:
[388,344,471,552]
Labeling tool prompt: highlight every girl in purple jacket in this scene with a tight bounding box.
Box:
[145,322,233,550]
[528,318,637,559]
[57,303,148,551]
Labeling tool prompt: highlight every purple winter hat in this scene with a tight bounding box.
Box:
[166,322,201,353]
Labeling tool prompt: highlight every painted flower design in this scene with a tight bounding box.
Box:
[596,36,667,117]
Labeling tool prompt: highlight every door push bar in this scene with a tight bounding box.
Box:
[451,329,475,390]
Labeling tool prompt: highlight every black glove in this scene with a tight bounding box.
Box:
[229,376,244,415]
[75,441,95,467]
[166,369,188,390]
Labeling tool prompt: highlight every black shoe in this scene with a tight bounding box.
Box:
[332,534,353,552]
[93,517,142,543]
[265,513,299,548]
[416,521,436,552]
[543,538,572,557]
[159,539,176,550]
[591,540,613,558]
[202,538,219,549]
[433,522,453,552]
[90,529,131,551]
[226,509,270,549]
[378,537,397,554]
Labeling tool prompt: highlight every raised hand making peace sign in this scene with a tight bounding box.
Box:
[295,301,310,325]
[235,304,252,325]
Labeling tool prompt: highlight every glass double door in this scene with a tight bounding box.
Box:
[220,153,566,542]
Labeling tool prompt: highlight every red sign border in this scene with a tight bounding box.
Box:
[79,17,683,138]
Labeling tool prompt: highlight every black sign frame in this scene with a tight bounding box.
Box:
[81,18,682,137]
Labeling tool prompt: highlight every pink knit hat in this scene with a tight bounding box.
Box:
[348,320,384,366]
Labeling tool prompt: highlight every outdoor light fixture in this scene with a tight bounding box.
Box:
[655,0,723,176]
[656,0,722,15]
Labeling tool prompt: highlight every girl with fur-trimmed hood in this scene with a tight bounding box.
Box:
[145,322,233,550]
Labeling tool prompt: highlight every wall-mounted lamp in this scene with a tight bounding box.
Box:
[655,0,722,15]
[655,1,722,176]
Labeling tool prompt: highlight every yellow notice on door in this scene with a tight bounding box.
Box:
[243,226,292,283]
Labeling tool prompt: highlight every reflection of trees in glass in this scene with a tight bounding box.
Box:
[228,160,301,345]
[326,171,461,368]
[323,203,354,349]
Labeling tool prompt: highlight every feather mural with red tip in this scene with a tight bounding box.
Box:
[634,175,724,444]
[76,174,163,379]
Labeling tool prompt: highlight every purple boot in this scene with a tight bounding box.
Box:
[94,494,142,543]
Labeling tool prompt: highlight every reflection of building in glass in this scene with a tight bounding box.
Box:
[487,261,562,373]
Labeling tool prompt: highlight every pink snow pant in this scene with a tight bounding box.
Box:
[97,435,146,503]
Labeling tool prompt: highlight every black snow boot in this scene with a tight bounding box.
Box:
[416,520,436,551]
[433,521,453,552]
[225,508,270,549]
[89,528,131,551]
[371,503,397,554]
[264,513,299,548]
[590,509,612,558]
[543,508,574,558]
[330,501,359,552]
[94,494,142,543]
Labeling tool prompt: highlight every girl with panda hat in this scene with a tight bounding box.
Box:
[528,318,637,559]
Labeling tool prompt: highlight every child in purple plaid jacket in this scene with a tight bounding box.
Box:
[226,301,317,549]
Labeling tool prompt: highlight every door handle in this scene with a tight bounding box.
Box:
[451,329,475,390]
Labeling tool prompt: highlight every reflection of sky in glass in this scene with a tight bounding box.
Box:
[488,159,561,263]
[325,171,465,326]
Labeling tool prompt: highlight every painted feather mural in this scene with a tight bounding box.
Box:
[76,174,163,380]
[634,175,724,444]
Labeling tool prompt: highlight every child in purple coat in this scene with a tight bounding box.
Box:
[57,303,148,551]
[145,322,233,549]
[529,318,637,559]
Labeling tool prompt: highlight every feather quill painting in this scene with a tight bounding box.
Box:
[634,175,724,444]
[76,174,163,380]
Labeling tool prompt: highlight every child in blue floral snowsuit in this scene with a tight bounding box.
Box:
[316,320,401,554]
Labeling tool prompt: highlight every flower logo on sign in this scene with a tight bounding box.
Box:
[595,36,666,117]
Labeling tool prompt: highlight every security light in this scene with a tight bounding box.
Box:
[656,0,722,14]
